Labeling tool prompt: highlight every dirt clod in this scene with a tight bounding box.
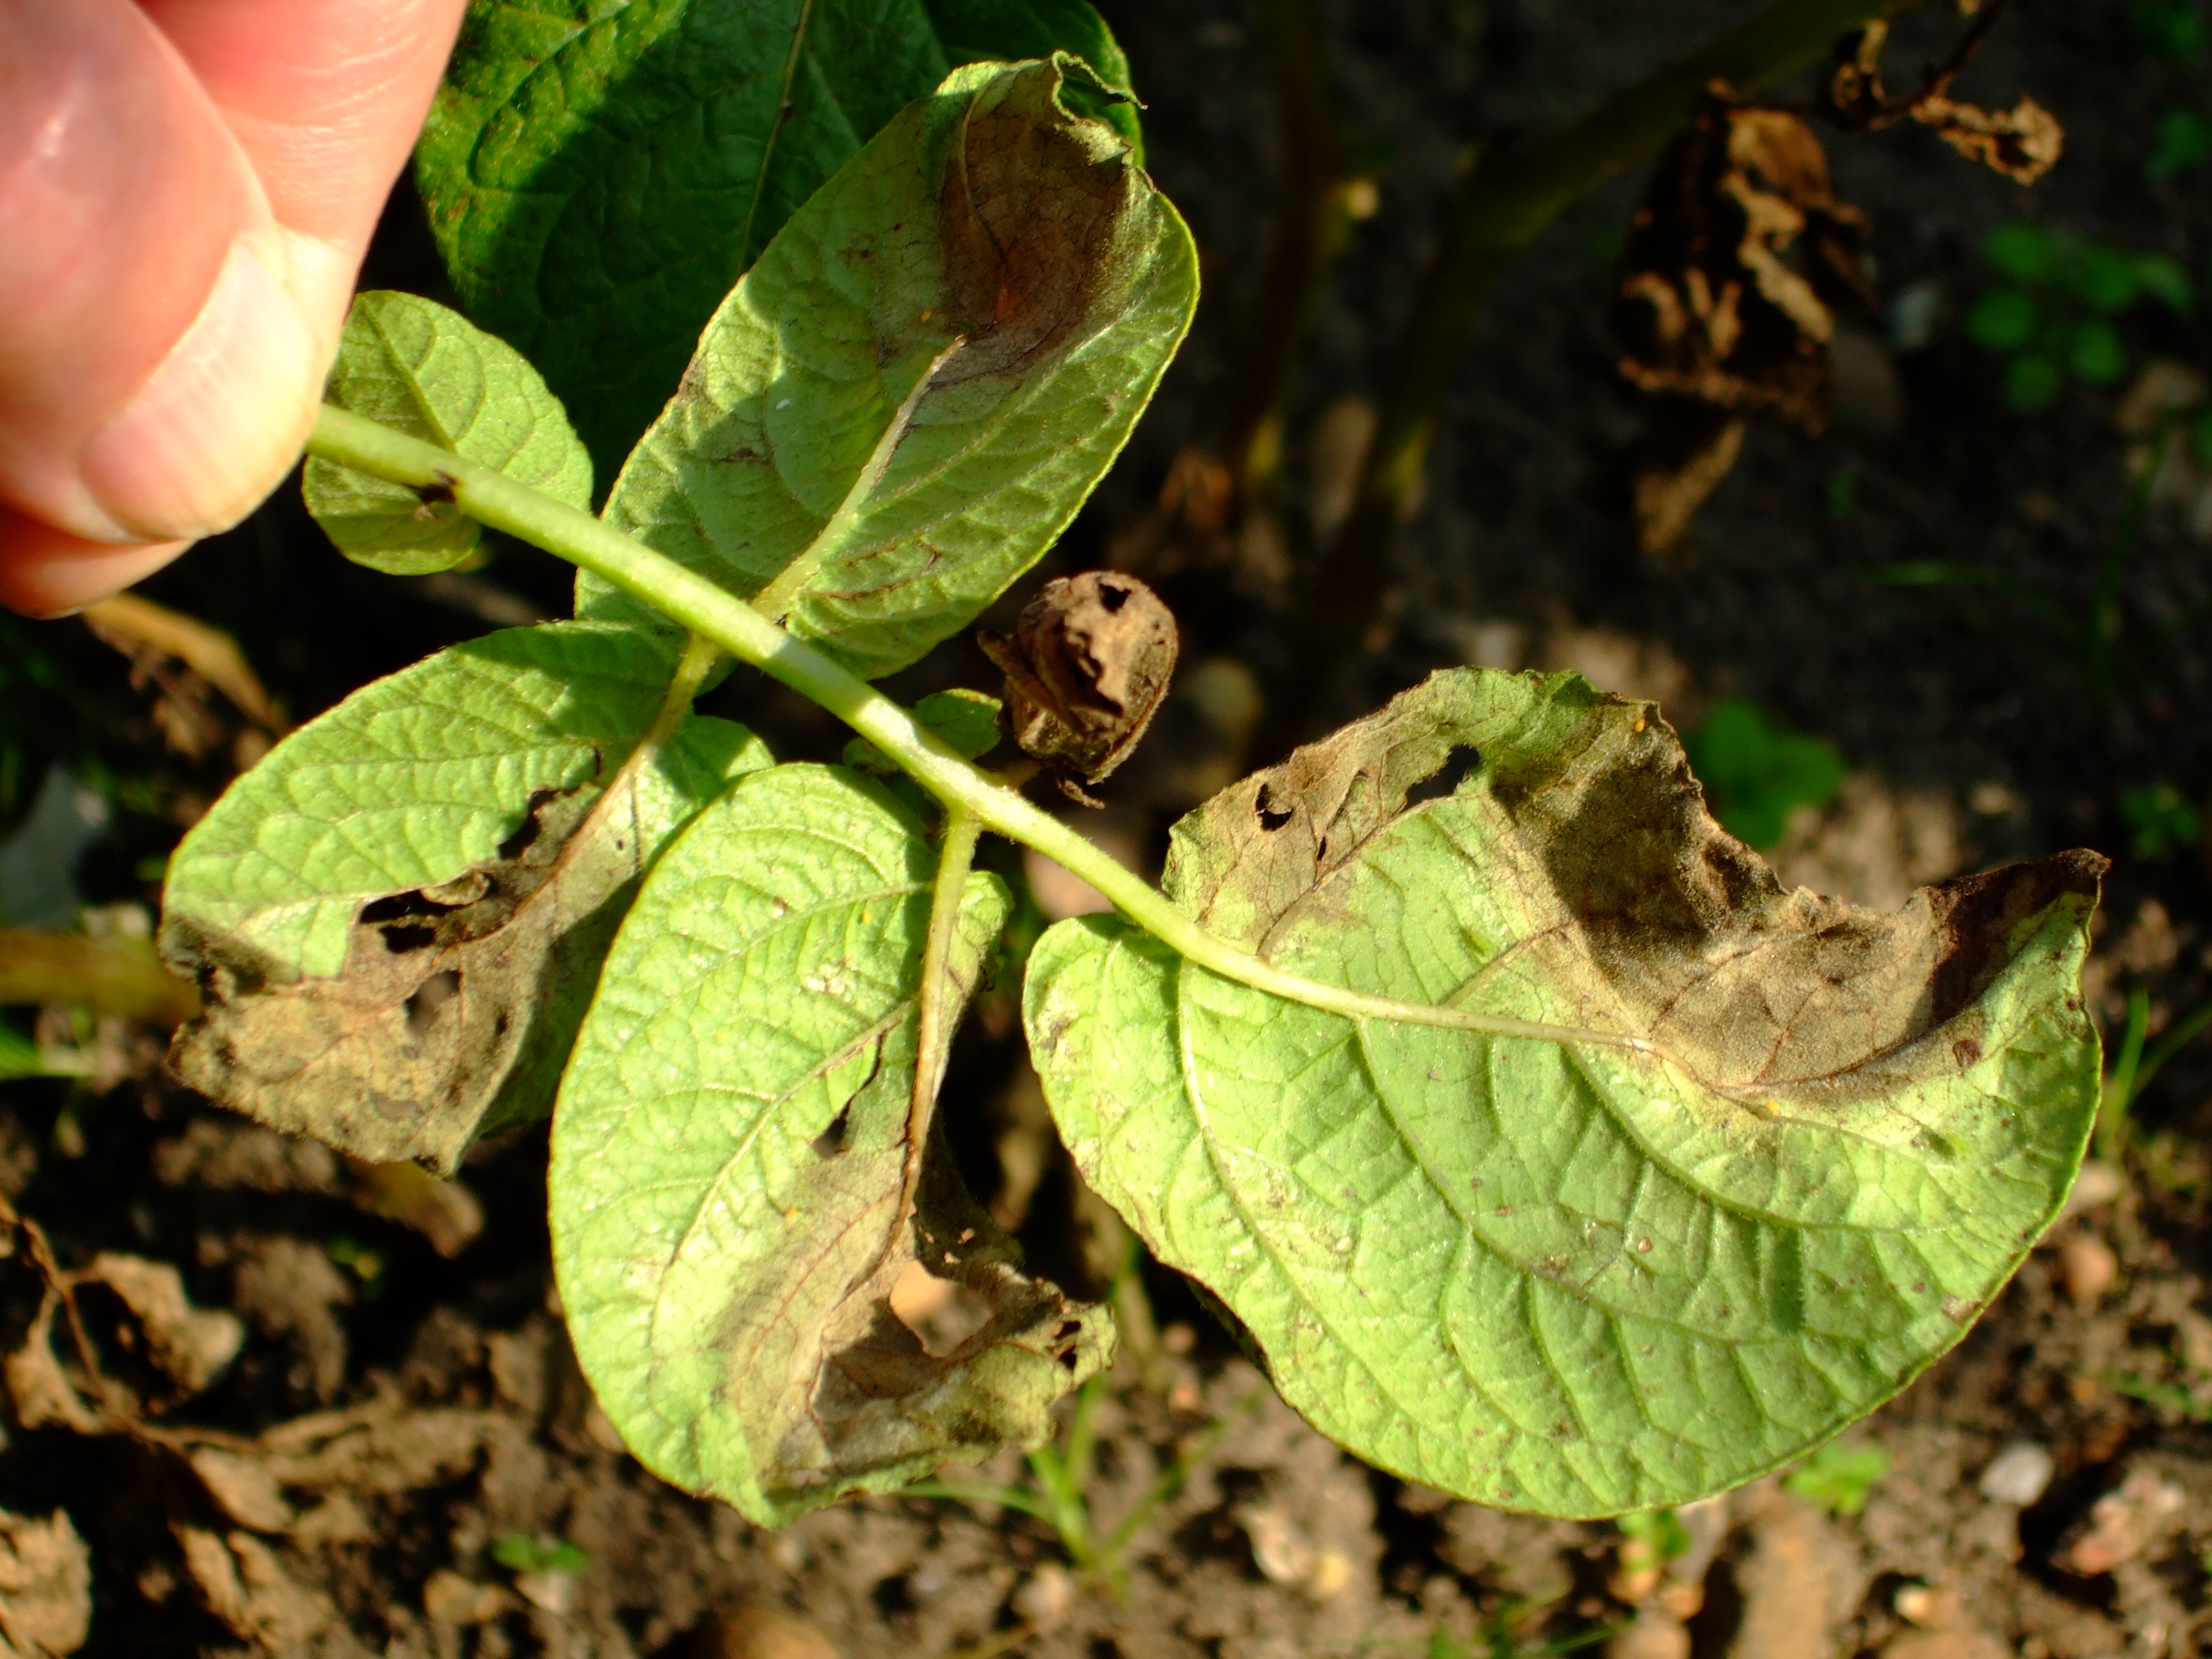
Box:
[0,1508,91,1658]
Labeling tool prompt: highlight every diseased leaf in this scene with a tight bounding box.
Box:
[418,0,1140,478]
[1024,667,2102,1516]
[589,56,1197,679]
[161,624,766,1170]
[305,291,591,574]
[552,763,1108,1525]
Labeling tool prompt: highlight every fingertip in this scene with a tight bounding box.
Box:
[78,235,324,543]
[0,503,190,617]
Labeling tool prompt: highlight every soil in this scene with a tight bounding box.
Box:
[5,2,2212,1657]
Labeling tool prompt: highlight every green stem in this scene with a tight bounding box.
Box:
[2098,986,2151,1162]
[308,405,1654,1056]
[2116,993,2212,1126]
[898,805,983,1235]
[1220,0,1361,500]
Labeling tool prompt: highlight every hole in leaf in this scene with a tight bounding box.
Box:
[1097,579,1131,612]
[360,892,436,924]
[1059,1348,1080,1371]
[405,970,461,1040]
[1055,1320,1082,1341]
[380,923,437,954]
[810,1104,853,1157]
[1403,744,1482,809]
[1255,784,1293,831]
[498,788,562,860]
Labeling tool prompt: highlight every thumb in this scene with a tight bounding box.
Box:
[0,0,461,617]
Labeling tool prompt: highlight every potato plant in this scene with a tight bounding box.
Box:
[158,1,2101,1526]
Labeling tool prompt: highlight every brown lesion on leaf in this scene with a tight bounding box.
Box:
[1170,670,2103,1101]
[753,1122,1109,1517]
[163,780,624,1172]
[937,60,1145,384]
[164,642,724,1175]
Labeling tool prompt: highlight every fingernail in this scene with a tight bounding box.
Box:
[78,234,324,542]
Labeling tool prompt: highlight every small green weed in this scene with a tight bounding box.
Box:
[1680,700,1846,850]
[491,1533,589,1575]
[2133,0,2212,179]
[1782,1440,1890,1517]
[2121,784,2203,858]
[1966,224,2192,412]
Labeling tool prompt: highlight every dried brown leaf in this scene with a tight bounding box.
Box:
[1634,405,1747,556]
[1613,99,1869,434]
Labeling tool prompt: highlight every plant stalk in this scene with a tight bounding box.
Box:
[308,405,1654,1056]
[1282,0,1931,745]
[1219,0,1363,500]
[898,804,983,1236]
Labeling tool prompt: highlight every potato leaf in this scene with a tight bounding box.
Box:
[552,763,1108,1525]
[305,291,591,574]
[161,625,766,1171]
[589,55,1197,678]
[1025,668,2101,1515]
[418,0,1140,478]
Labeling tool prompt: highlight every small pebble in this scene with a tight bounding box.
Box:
[1893,1583,1962,1628]
[2059,1234,2118,1306]
[1009,1563,1074,1632]
[423,1570,510,1626]
[711,1607,843,1659]
[1880,1629,2009,1659]
[2057,1161,2125,1220]
[1978,1442,2055,1507]
[1605,1612,1689,1659]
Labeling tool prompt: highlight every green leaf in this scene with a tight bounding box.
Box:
[2006,354,2062,412]
[1024,669,2102,1516]
[589,56,1197,679]
[2071,247,2141,314]
[2149,110,2212,179]
[2070,322,2127,386]
[2131,0,2207,64]
[1984,224,2058,285]
[552,763,1108,1525]
[304,291,591,575]
[1681,698,1845,851]
[1965,288,2037,351]
[160,624,767,1170]
[1782,1440,1890,1516]
[845,689,1003,773]
[2134,252,2194,312]
[418,0,1140,480]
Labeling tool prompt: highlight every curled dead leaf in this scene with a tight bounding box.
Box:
[980,571,1178,802]
[1828,19,2062,183]
[1633,405,1746,557]
[1615,98,1869,436]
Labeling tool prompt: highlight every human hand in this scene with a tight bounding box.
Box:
[0,0,466,616]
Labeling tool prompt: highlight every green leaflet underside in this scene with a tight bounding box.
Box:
[552,763,1109,1525]
[160,624,767,1172]
[419,0,1142,478]
[588,55,1197,679]
[1024,667,2102,1516]
[305,290,593,575]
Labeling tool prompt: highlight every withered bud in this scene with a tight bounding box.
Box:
[978,572,1177,804]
